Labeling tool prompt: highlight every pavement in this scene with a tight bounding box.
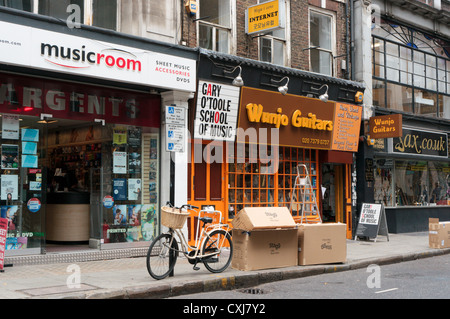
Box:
[0,231,449,299]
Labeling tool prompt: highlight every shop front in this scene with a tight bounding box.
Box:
[189,51,364,240]
[371,117,450,232]
[0,16,196,258]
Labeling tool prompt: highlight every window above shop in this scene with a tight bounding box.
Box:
[197,0,232,54]
[372,19,450,120]
[0,0,118,30]
[308,8,336,77]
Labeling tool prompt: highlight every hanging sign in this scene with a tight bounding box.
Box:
[355,203,389,242]
[245,0,286,35]
[194,81,240,142]
[369,114,402,139]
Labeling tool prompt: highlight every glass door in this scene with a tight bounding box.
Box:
[3,114,47,256]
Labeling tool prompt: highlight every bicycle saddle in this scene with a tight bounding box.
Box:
[199,217,213,224]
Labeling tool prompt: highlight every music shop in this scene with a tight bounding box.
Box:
[0,17,196,260]
[188,51,365,240]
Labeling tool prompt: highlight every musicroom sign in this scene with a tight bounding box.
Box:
[194,81,240,142]
[0,21,196,92]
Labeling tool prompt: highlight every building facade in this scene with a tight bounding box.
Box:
[0,3,196,261]
[182,0,365,242]
[353,0,450,233]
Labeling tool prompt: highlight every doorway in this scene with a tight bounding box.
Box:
[321,163,344,223]
[188,141,226,243]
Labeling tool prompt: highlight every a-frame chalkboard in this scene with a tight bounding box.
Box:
[354,203,389,242]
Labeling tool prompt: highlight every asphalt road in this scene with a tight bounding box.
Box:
[170,254,450,299]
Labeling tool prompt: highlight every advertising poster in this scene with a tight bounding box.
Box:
[113,178,127,201]
[2,115,19,140]
[141,205,157,242]
[113,151,127,174]
[128,178,142,201]
[1,175,18,200]
[1,144,19,169]
[0,217,7,271]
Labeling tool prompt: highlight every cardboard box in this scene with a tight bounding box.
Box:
[429,218,450,249]
[232,228,298,271]
[231,207,297,231]
[297,223,347,265]
[231,207,298,271]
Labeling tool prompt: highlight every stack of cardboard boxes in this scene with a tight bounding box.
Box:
[231,207,347,271]
[429,218,450,249]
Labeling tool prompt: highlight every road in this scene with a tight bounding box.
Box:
[170,254,450,299]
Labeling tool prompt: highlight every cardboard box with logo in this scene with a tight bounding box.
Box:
[429,218,450,249]
[297,223,347,266]
[231,207,298,271]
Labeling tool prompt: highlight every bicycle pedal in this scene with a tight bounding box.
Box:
[193,265,200,271]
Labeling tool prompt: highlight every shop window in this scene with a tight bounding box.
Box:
[227,143,319,221]
[309,9,335,76]
[197,0,231,53]
[0,0,33,11]
[374,159,450,207]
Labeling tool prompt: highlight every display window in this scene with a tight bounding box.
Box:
[0,73,161,254]
[374,159,450,207]
[226,143,319,222]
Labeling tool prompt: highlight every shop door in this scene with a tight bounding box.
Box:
[321,163,344,223]
[3,114,47,256]
[188,141,225,242]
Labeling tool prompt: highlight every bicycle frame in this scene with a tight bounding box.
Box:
[169,209,231,261]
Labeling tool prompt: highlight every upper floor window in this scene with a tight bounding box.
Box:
[0,0,32,11]
[1,0,117,31]
[309,8,335,76]
[258,0,287,66]
[372,19,450,119]
[197,0,231,53]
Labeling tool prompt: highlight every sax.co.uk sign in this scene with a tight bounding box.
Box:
[392,128,448,158]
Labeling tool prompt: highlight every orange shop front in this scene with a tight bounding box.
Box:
[188,86,362,240]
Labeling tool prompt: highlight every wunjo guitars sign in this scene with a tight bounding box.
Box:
[237,87,362,151]
[392,128,448,158]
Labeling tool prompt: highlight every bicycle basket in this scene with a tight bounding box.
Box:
[161,206,190,229]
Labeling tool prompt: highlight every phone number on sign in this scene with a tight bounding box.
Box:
[302,138,329,146]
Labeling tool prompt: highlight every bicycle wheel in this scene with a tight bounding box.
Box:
[201,229,233,273]
[146,233,178,280]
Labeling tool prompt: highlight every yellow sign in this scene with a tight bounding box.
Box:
[246,0,282,34]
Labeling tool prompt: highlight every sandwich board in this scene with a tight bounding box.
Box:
[354,203,389,242]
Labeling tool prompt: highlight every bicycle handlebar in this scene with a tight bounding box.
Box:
[165,202,199,210]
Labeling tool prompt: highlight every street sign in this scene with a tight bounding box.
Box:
[165,105,186,152]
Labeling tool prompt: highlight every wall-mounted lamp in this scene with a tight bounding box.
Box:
[318,84,329,103]
[224,65,244,87]
[271,76,290,95]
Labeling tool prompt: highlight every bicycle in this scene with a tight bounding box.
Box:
[146,203,233,280]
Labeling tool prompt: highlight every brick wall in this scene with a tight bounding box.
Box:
[181,0,350,80]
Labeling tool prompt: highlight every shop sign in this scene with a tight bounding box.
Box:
[0,73,160,128]
[0,218,6,271]
[392,128,448,158]
[194,81,240,142]
[237,87,362,152]
[245,0,286,35]
[0,21,196,92]
[369,114,402,139]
